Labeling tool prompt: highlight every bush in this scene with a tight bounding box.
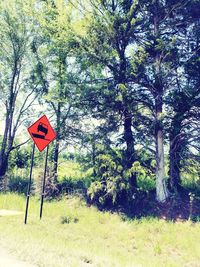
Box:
[87,154,130,207]
[132,161,156,191]
[59,176,85,191]
[58,175,92,197]
[8,175,31,194]
[57,160,93,195]
[87,154,155,208]
[181,159,200,194]
[44,172,60,199]
[61,215,79,224]
[9,146,31,169]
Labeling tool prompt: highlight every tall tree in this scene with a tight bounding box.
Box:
[32,0,82,181]
[72,0,142,189]
[168,1,200,191]
[0,0,37,178]
[135,0,192,202]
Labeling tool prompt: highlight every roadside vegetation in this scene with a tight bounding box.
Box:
[0,1,199,266]
[0,193,200,267]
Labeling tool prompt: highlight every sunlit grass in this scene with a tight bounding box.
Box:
[58,161,85,180]
[0,193,200,267]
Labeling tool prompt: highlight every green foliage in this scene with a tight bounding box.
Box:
[87,153,155,207]
[57,160,93,193]
[131,161,156,191]
[58,176,88,193]
[0,0,199,204]
[1,194,200,266]
[88,153,126,206]
[181,159,200,195]
[61,215,79,224]
[44,172,60,199]
[8,175,30,195]
[9,146,30,169]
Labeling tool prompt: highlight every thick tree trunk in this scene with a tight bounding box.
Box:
[0,102,13,178]
[0,156,9,178]
[0,118,9,178]
[123,109,136,188]
[169,141,181,192]
[0,123,16,178]
[114,32,136,187]
[169,116,184,192]
[155,96,168,203]
[156,129,168,202]
[0,58,20,179]
[152,10,168,203]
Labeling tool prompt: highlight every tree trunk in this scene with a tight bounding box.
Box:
[0,156,9,178]
[156,129,168,202]
[123,109,136,188]
[169,141,182,192]
[152,9,168,203]
[0,114,10,178]
[155,96,168,203]
[169,114,184,192]
[116,43,136,187]
[52,57,64,183]
[53,104,61,184]
[53,139,59,183]
[92,138,97,177]
[0,93,15,178]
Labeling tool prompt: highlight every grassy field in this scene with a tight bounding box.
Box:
[0,193,200,267]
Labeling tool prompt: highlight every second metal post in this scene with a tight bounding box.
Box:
[40,145,49,219]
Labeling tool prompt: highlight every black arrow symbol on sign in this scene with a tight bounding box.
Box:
[32,133,50,141]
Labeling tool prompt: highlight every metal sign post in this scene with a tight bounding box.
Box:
[24,143,35,224]
[24,114,56,224]
[40,145,49,219]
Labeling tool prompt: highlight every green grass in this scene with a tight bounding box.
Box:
[8,160,93,195]
[57,160,93,190]
[58,161,84,180]
[0,193,200,267]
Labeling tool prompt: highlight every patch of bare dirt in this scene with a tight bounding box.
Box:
[0,210,23,217]
[0,247,37,267]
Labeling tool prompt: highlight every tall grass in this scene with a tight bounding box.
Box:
[0,193,200,267]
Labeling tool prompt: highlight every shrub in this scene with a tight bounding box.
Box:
[61,215,79,224]
[9,146,31,169]
[59,176,85,191]
[44,173,60,199]
[57,160,93,195]
[181,160,200,195]
[131,161,156,191]
[8,175,31,194]
[87,154,130,207]
[87,154,155,208]
[58,174,93,196]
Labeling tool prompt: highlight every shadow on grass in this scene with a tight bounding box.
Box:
[87,189,200,223]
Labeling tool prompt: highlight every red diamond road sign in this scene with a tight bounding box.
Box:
[28,115,56,152]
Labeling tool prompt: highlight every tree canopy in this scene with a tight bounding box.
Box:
[0,0,199,206]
